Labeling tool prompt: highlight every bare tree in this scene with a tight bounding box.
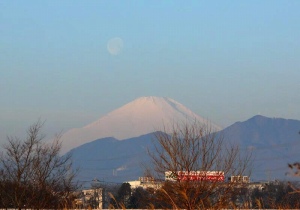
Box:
[148,122,252,209]
[0,121,77,209]
[286,132,300,194]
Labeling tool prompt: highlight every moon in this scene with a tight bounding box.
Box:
[107,37,123,55]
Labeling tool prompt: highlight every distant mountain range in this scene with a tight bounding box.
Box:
[221,115,300,181]
[63,97,300,184]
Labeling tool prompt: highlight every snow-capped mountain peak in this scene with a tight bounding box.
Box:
[61,96,221,153]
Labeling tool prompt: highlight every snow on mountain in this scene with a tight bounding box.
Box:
[61,96,221,153]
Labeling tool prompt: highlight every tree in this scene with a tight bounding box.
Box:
[251,181,300,209]
[109,182,131,208]
[128,187,154,209]
[0,121,77,209]
[285,132,300,199]
[117,182,131,207]
[148,122,252,209]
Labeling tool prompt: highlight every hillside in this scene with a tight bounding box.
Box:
[69,115,300,183]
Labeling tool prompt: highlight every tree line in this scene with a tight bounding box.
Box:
[0,120,299,209]
[108,180,300,209]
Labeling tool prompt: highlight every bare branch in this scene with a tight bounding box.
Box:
[148,121,252,209]
[0,121,77,209]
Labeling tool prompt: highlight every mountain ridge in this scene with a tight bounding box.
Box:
[69,115,300,183]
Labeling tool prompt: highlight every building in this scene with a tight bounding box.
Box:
[165,171,225,182]
[128,176,162,189]
[74,188,104,209]
[230,176,250,183]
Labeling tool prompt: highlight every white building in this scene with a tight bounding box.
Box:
[128,177,162,189]
[75,188,104,209]
[230,176,250,183]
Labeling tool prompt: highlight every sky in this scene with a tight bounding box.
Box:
[1,1,300,142]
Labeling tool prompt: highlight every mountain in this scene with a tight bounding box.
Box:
[221,115,300,181]
[69,115,300,184]
[61,96,220,153]
[69,132,159,184]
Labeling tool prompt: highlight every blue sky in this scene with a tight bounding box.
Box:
[1,1,300,141]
